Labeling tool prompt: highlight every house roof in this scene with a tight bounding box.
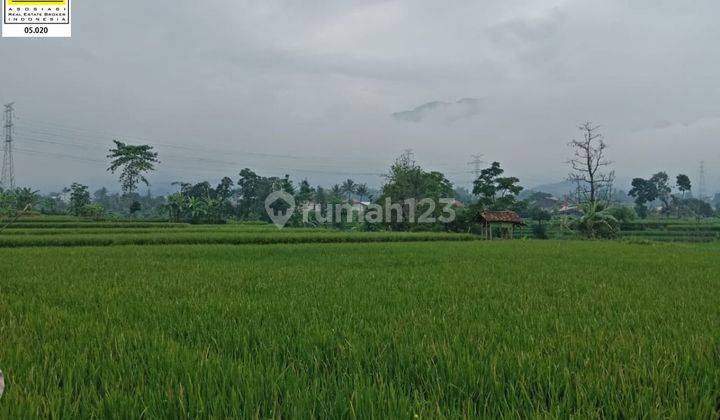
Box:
[480,211,525,225]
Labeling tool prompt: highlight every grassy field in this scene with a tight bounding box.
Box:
[0,219,478,248]
[619,219,720,242]
[538,217,720,243]
[0,230,476,248]
[1,238,719,418]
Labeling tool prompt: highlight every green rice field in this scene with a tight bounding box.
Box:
[540,218,720,243]
[619,220,720,242]
[0,219,719,417]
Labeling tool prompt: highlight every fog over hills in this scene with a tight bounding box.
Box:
[392,98,482,123]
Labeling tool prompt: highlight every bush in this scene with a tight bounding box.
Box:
[606,206,636,223]
[79,204,107,221]
[683,198,714,218]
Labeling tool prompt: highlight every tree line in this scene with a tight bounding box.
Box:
[1,122,718,237]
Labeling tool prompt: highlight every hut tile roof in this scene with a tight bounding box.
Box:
[480,211,525,225]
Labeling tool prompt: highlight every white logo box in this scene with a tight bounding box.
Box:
[2,0,71,38]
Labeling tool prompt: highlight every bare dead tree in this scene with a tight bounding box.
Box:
[566,122,615,206]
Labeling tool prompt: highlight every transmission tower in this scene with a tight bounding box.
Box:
[1,103,15,190]
[467,154,485,178]
[698,161,707,202]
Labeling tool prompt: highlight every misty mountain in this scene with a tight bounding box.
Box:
[524,180,577,199]
[392,98,481,123]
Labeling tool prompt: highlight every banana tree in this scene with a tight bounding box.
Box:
[573,202,619,239]
[15,187,39,210]
[187,196,208,223]
[163,193,186,222]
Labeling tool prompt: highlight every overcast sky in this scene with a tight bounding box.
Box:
[1,0,720,194]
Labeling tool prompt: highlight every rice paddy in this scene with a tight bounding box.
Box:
[0,219,718,417]
[538,218,720,243]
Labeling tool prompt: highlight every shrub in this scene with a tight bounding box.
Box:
[606,206,636,224]
[79,204,107,221]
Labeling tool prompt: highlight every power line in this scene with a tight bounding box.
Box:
[16,118,471,171]
[14,123,393,175]
[2,103,15,189]
[15,147,106,164]
[12,117,478,185]
[14,143,386,178]
[15,118,344,162]
[15,130,473,182]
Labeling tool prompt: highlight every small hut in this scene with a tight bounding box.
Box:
[479,211,525,239]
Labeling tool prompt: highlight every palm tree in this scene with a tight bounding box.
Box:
[330,184,342,200]
[355,183,369,201]
[341,179,356,200]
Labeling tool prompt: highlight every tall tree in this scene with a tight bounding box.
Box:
[651,172,672,217]
[567,122,614,206]
[273,174,295,196]
[296,179,315,204]
[381,153,453,203]
[676,174,691,199]
[107,140,160,196]
[236,169,295,221]
[69,183,91,216]
[379,153,454,229]
[237,168,262,219]
[215,177,234,202]
[472,162,523,211]
[628,177,658,219]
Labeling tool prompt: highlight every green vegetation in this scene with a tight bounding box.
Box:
[0,230,475,248]
[1,240,718,417]
[1,222,190,230]
[524,217,720,243]
[619,219,720,242]
[5,215,720,244]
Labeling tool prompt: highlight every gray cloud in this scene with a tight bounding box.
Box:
[1,0,720,193]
